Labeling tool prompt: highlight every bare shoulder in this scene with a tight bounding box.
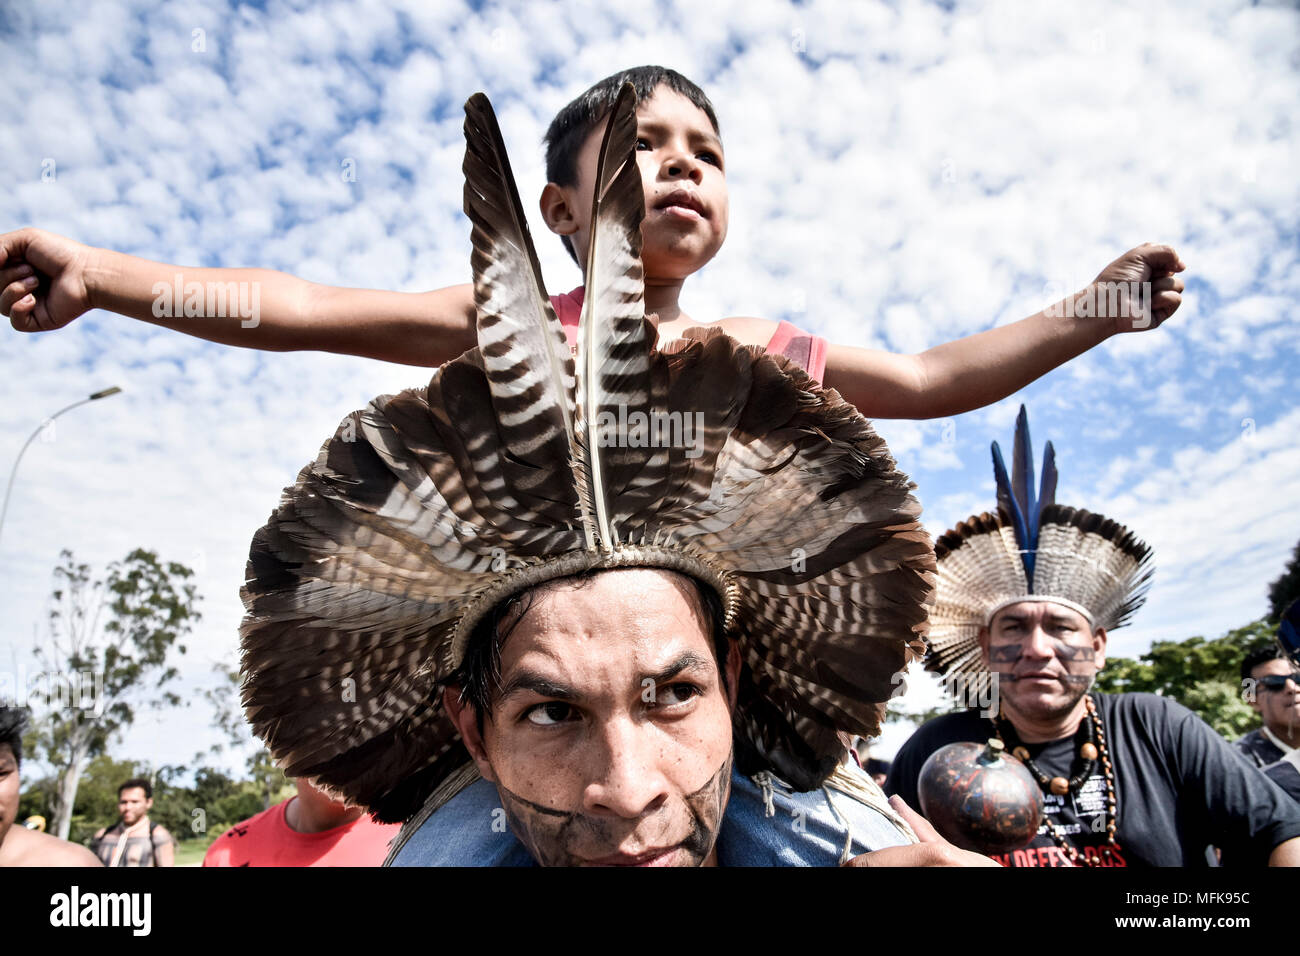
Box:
[92,826,106,839]
[2,827,102,867]
[720,315,779,345]
[666,314,777,348]
[52,834,103,867]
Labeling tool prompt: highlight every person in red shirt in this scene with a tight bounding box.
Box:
[203,778,398,867]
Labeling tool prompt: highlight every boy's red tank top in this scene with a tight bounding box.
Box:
[547,287,828,385]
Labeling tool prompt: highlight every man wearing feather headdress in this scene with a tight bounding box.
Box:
[235,84,1004,867]
[886,407,1300,866]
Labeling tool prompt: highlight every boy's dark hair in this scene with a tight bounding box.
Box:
[1243,642,1285,683]
[0,705,28,767]
[543,65,721,267]
[118,777,152,800]
[451,567,732,736]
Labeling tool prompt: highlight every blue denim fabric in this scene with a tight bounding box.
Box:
[389,760,911,867]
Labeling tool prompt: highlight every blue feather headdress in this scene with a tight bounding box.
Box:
[990,406,1058,587]
[923,405,1154,692]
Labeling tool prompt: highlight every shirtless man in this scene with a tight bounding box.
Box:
[0,706,100,867]
[90,777,175,867]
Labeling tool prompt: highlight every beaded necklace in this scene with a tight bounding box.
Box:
[990,694,1118,866]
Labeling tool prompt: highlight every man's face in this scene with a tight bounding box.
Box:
[0,745,18,849]
[118,787,150,825]
[548,85,729,282]
[446,568,740,866]
[1249,657,1300,736]
[979,601,1106,725]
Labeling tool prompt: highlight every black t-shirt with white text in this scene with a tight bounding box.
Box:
[886,693,1300,866]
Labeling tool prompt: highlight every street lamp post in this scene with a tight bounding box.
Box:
[0,387,123,544]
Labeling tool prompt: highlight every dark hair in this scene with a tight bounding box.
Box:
[451,567,732,735]
[1243,642,1285,683]
[0,705,28,767]
[118,777,152,800]
[543,65,721,266]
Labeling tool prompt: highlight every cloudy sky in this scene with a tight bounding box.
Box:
[1,0,1296,772]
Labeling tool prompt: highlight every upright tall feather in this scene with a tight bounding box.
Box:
[1011,405,1038,546]
[575,82,652,551]
[462,93,594,545]
[991,440,1030,577]
[1038,440,1058,517]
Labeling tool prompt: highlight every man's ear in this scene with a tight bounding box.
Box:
[442,686,497,785]
[724,638,742,710]
[976,625,991,666]
[539,183,580,238]
[1092,626,1108,671]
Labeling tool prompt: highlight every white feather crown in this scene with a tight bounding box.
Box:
[924,406,1155,693]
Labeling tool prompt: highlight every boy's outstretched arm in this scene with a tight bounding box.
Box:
[822,243,1186,420]
[0,228,477,367]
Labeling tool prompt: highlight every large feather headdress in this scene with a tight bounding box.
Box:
[925,406,1154,698]
[239,84,935,823]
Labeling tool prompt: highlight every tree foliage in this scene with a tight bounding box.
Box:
[1096,618,1276,738]
[1269,536,1300,621]
[19,754,273,847]
[25,548,200,839]
[197,661,289,811]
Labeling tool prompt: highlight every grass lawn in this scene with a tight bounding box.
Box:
[173,835,219,867]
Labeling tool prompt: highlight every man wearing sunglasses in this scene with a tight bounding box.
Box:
[1236,645,1300,770]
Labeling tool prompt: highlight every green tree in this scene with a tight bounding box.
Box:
[1269,536,1300,621]
[886,701,957,727]
[197,660,290,812]
[21,754,272,848]
[1096,618,1275,738]
[186,766,270,838]
[26,549,200,840]
[19,753,141,846]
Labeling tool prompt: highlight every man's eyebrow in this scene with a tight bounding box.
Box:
[497,671,577,705]
[636,120,723,152]
[995,611,1082,629]
[643,652,716,687]
[496,652,716,705]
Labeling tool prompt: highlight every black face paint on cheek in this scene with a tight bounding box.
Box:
[678,749,731,864]
[494,749,733,867]
[494,784,579,868]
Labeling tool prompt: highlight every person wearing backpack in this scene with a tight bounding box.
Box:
[90,777,174,867]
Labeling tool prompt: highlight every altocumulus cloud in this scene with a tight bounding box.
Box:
[0,0,1295,764]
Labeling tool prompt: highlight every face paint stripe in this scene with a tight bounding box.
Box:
[492,748,732,866]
